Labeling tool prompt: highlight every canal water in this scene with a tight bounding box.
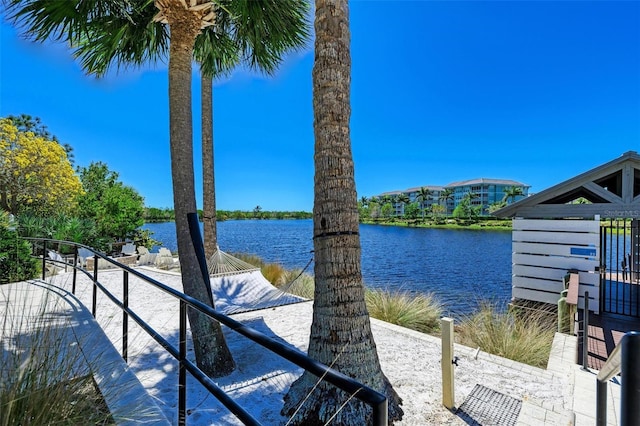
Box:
[143,219,513,317]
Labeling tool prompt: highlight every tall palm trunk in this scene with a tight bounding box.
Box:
[201,73,217,259]
[162,0,234,377]
[282,0,403,424]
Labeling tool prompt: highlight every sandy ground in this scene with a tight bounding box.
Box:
[39,268,571,425]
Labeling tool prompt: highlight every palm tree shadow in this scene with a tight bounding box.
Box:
[127,315,304,424]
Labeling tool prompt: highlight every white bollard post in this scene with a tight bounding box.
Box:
[441,317,455,409]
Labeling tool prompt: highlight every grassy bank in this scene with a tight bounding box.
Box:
[360,217,513,231]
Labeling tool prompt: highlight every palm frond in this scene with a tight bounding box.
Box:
[228,0,311,75]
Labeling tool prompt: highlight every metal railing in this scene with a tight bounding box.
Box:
[596,331,640,426]
[27,226,388,425]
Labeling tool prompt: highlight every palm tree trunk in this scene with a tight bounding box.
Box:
[282,0,402,423]
[201,72,217,259]
[164,1,233,377]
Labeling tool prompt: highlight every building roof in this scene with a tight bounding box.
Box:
[378,190,404,196]
[493,151,640,219]
[404,185,445,193]
[444,178,530,188]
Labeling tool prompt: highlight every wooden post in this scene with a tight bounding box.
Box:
[441,317,455,409]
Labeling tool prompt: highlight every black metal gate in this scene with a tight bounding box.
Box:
[600,219,640,317]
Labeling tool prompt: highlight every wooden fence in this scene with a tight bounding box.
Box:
[512,218,600,313]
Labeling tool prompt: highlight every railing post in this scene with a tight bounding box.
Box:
[123,270,129,362]
[596,379,608,426]
[441,317,455,410]
[372,397,388,426]
[92,256,98,317]
[621,331,640,425]
[72,246,78,294]
[179,301,187,426]
[41,240,47,280]
[582,291,590,371]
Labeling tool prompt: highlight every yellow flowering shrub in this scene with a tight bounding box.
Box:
[0,118,83,215]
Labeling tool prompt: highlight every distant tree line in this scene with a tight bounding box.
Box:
[144,207,312,222]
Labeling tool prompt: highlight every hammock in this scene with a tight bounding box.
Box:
[207,247,312,315]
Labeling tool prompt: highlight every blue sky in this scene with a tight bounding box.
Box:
[1,1,639,211]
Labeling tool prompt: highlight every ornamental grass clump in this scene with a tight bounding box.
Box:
[261,262,287,286]
[457,303,555,368]
[365,288,442,334]
[0,289,115,425]
[278,269,315,299]
[230,252,288,285]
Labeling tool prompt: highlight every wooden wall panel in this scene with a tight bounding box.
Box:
[511,218,600,313]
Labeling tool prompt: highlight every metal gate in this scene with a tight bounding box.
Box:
[600,219,640,317]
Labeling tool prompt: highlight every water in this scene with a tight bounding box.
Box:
[142,220,513,317]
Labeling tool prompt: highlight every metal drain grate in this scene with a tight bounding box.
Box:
[456,384,522,426]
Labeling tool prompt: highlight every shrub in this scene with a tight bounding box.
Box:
[456,303,555,368]
[365,288,442,334]
[0,225,38,284]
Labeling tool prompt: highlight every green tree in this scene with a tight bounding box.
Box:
[397,192,410,217]
[404,202,421,221]
[0,118,82,216]
[431,203,446,222]
[76,162,144,242]
[502,185,524,203]
[6,113,74,165]
[282,0,403,423]
[381,202,394,219]
[415,187,432,219]
[488,200,507,213]
[439,187,454,215]
[453,192,480,219]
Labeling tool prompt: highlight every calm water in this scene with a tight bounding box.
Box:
[142,220,513,317]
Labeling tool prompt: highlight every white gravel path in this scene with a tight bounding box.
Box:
[37,268,572,425]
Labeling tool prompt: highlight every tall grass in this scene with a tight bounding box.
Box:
[456,303,556,368]
[365,288,442,334]
[0,288,115,425]
[230,252,288,285]
[278,269,315,299]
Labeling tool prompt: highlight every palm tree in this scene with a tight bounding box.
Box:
[397,193,410,218]
[502,185,524,204]
[359,196,369,208]
[415,186,432,219]
[282,0,403,423]
[194,4,309,259]
[152,0,309,374]
[439,187,454,215]
[6,0,310,378]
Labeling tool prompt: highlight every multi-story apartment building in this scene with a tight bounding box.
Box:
[373,178,529,217]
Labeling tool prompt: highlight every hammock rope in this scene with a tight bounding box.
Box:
[206,247,314,314]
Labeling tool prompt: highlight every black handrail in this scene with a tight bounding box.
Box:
[27,237,388,425]
[596,331,640,426]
